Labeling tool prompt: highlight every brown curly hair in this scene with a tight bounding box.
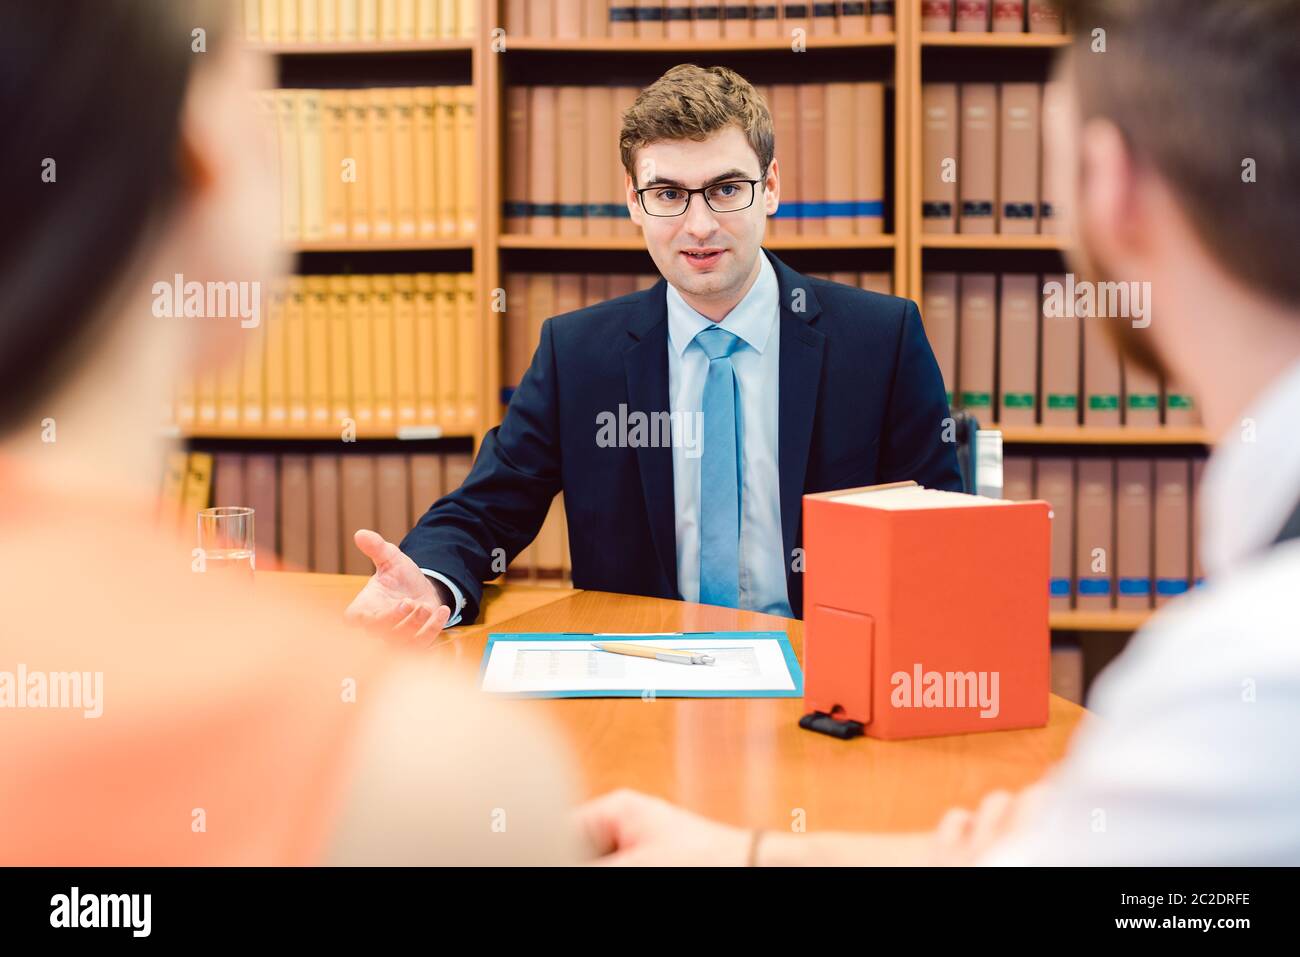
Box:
[618,64,775,186]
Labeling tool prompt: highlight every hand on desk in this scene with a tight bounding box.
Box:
[577,789,751,866]
[928,783,1047,865]
[344,529,451,647]
[577,785,1047,866]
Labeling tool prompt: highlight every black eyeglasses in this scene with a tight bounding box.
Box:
[635,179,760,217]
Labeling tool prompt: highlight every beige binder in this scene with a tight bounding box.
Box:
[921,83,958,234]
[958,83,998,234]
[997,273,1040,425]
[998,82,1040,234]
[957,273,997,419]
[921,272,958,406]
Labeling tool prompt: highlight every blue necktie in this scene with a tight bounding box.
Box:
[694,326,744,608]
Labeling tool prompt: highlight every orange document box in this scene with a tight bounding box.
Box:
[802,481,1050,740]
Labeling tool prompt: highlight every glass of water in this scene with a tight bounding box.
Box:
[196,507,255,581]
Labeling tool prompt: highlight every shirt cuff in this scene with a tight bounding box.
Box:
[419,568,467,627]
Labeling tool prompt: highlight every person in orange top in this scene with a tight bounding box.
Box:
[0,0,576,865]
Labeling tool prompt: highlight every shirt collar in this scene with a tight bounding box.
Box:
[666,251,779,358]
[1200,356,1300,575]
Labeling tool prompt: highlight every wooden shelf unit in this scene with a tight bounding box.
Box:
[290,237,474,252]
[906,14,1074,302]
[1050,610,1152,632]
[919,233,1073,251]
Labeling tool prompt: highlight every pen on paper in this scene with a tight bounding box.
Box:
[591,642,716,666]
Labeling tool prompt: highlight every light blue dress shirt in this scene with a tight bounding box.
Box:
[666,253,792,617]
[424,252,792,623]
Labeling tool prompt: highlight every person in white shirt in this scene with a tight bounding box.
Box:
[576,0,1300,866]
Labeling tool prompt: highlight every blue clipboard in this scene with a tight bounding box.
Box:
[480,631,805,699]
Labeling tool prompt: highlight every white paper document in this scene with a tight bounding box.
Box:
[480,635,801,697]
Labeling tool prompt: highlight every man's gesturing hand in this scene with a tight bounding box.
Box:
[344,529,452,647]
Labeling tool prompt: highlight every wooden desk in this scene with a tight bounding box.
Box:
[262,572,1086,833]
[259,571,578,631]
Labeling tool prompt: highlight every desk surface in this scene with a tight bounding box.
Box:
[264,572,1086,833]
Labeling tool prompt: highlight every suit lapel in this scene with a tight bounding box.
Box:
[623,280,679,597]
[769,251,826,588]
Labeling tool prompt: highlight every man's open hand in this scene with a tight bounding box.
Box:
[344,529,451,647]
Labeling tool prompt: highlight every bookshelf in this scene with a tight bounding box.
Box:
[215,1,1201,642]
[193,10,486,446]
[905,12,1078,299]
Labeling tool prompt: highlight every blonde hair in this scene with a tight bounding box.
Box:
[619,64,775,185]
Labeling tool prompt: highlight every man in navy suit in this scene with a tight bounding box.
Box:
[346,64,961,642]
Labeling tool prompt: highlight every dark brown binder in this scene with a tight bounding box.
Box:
[213,453,245,507]
[340,455,378,575]
[375,453,411,548]
[1050,642,1084,705]
[310,454,342,574]
[279,453,312,571]
[244,453,279,571]
[408,452,445,529]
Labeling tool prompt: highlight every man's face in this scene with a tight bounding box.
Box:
[626,125,779,310]
[1050,58,1171,380]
